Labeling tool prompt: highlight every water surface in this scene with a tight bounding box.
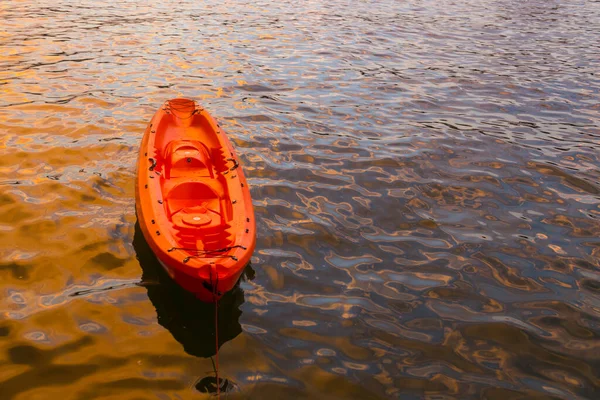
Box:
[1,0,600,399]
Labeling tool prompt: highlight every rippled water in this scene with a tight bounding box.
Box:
[1,0,600,399]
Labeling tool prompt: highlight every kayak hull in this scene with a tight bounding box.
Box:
[135,99,256,302]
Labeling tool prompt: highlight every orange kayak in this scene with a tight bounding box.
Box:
[135,99,256,302]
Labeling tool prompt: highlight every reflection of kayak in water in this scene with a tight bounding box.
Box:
[135,98,256,302]
[132,221,253,358]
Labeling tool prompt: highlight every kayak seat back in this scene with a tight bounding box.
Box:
[164,140,214,179]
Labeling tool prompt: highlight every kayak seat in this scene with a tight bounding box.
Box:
[164,140,214,179]
[166,181,224,231]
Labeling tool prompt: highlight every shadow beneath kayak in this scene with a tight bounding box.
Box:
[132,221,254,359]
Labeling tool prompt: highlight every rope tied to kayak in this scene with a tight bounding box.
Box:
[209,266,221,399]
[168,245,246,252]
[148,158,157,171]
[167,245,246,263]
[226,158,239,171]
